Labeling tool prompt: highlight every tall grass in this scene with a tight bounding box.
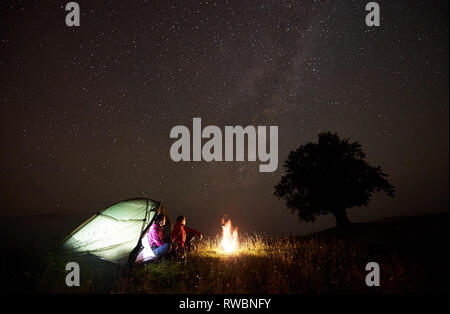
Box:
[4,214,448,294]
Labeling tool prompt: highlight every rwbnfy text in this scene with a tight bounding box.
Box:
[170,118,278,172]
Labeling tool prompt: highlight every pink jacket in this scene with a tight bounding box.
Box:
[147,223,164,248]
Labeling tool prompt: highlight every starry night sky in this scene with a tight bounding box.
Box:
[0,0,448,235]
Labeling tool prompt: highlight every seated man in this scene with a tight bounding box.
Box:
[171,215,203,256]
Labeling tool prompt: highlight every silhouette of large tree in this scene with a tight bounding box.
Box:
[274,132,394,227]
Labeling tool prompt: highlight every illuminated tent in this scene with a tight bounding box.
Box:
[61,198,170,264]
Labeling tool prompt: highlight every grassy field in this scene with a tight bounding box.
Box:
[1,213,448,294]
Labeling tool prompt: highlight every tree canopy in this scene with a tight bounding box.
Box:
[274,132,395,227]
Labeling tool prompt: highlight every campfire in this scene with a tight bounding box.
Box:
[221,217,239,253]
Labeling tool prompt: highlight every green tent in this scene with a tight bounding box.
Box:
[61,198,170,264]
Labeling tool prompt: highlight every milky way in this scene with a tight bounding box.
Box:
[0,0,448,235]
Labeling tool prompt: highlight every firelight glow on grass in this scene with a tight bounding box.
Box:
[198,233,274,257]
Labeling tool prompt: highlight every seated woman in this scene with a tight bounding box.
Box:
[171,215,203,256]
[147,214,170,260]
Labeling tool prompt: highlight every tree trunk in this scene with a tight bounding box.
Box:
[333,208,351,228]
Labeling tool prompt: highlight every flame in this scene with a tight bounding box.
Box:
[221,218,238,253]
